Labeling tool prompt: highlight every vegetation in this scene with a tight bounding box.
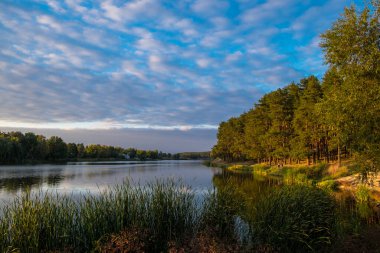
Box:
[250,185,336,252]
[212,3,380,178]
[1,3,379,253]
[0,180,198,252]
[0,178,345,253]
[0,131,173,164]
[173,151,211,160]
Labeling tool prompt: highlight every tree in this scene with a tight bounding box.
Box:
[67,143,78,159]
[77,143,85,158]
[320,3,380,174]
[47,136,68,161]
[292,76,323,165]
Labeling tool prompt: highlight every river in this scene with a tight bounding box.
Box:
[0,160,221,203]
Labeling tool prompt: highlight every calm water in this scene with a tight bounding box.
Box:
[0,160,378,225]
[0,160,222,203]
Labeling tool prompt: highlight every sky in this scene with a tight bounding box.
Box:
[0,0,362,152]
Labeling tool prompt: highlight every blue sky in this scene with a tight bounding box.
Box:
[0,0,362,152]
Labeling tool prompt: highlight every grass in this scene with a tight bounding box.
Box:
[355,184,370,203]
[318,179,340,192]
[249,185,337,252]
[0,180,199,252]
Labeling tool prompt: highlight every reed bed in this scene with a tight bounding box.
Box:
[0,177,370,252]
[0,179,200,252]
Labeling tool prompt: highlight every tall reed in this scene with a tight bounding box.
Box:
[0,179,198,252]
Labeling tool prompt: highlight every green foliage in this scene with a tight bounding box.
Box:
[46,136,68,161]
[211,117,246,162]
[249,185,336,252]
[212,2,380,175]
[0,131,173,164]
[174,151,210,160]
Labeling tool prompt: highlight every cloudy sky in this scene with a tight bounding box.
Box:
[0,0,362,152]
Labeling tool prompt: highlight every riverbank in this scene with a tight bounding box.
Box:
[210,159,380,199]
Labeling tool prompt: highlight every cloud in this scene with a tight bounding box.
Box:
[191,0,229,17]
[0,0,364,150]
[1,127,217,153]
[196,58,211,68]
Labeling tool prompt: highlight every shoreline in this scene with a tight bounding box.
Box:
[209,158,380,201]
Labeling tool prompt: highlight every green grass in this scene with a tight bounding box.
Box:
[248,185,337,252]
[318,180,339,192]
[0,176,375,252]
[355,184,370,203]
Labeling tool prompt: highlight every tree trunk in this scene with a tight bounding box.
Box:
[337,141,341,168]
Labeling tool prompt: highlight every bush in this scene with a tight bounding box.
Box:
[249,185,336,252]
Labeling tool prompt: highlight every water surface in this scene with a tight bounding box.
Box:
[0,160,221,203]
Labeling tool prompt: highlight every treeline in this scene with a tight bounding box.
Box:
[212,5,380,173]
[174,152,210,160]
[0,131,173,164]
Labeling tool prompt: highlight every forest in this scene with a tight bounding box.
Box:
[212,5,380,175]
[0,131,173,163]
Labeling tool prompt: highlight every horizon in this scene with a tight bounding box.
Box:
[0,0,363,151]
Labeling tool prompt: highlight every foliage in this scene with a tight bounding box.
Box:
[174,151,210,160]
[0,131,173,164]
[212,3,380,175]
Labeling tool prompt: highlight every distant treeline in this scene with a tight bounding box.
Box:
[212,5,380,173]
[0,131,173,164]
[174,152,210,160]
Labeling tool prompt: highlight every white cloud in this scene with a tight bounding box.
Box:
[100,0,160,23]
[225,51,243,62]
[44,0,65,13]
[0,120,217,131]
[192,0,229,16]
[148,55,167,72]
[0,0,352,135]
[240,0,298,27]
[112,60,146,80]
[36,15,63,32]
[196,58,210,68]
[65,0,87,14]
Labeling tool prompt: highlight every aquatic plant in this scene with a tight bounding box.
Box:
[355,184,370,203]
[249,185,336,252]
[0,180,198,253]
[318,179,339,192]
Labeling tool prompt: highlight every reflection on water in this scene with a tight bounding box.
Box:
[0,167,65,193]
[213,170,380,228]
[0,160,222,202]
[2,161,377,227]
